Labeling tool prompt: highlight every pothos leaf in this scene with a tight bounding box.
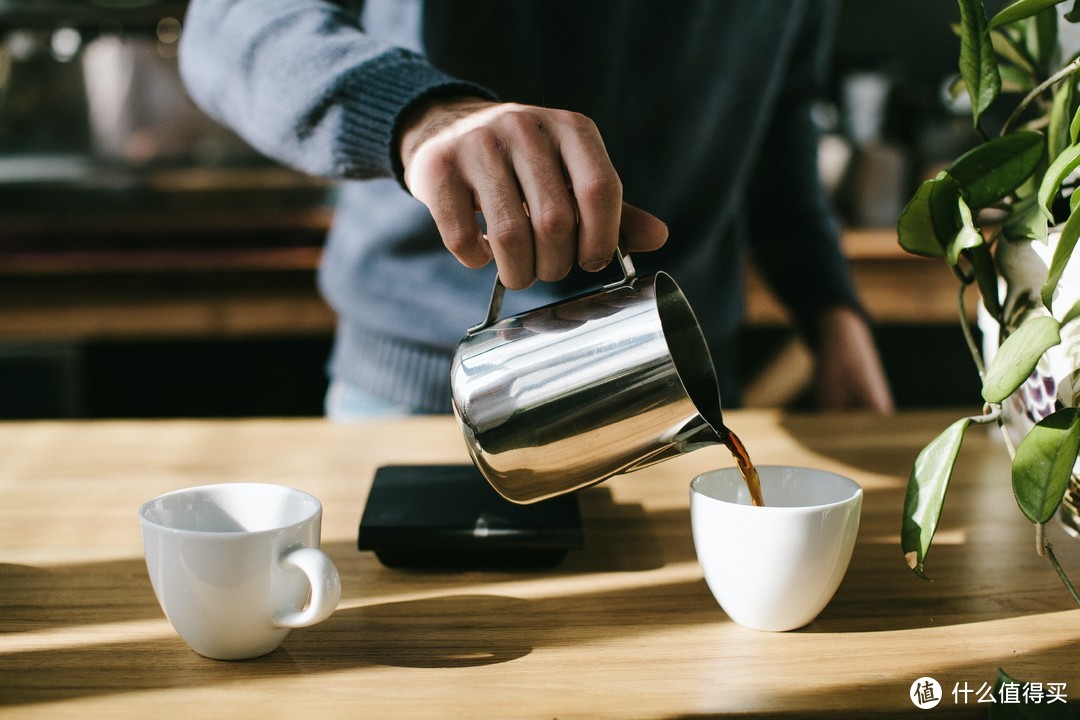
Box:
[1041,208,1080,312]
[958,0,1002,128]
[990,27,1037,76]
[1049,71,1075,162]
[902,418,973,579]
[947,131,1044,209]
[1003,190,1050,243]
[1029,2,1060,77]
[969,243,1003,317]
[982,315,1062,402]
[1061,297,1080,325]
[1038,143,1080,219]
[999,63,1038,95]
[1012,408,1080,524]
[989,0,1068,28]
[948,196,985,266]
[897,175,958,258]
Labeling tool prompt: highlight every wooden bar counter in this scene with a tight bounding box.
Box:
[1,410,1078,718]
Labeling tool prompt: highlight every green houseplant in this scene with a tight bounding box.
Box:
[897,0,1080,604]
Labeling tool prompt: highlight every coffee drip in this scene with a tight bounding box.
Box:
[726,430,764,507]
[714,423,764,507]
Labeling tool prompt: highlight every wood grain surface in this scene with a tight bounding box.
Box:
[1,410,1077,718]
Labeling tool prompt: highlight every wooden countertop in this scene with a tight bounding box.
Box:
[1,410,1077,718]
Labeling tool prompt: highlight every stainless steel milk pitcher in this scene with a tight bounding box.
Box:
[450,250,725,504]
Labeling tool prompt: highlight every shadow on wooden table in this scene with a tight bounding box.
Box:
[0,575,720,706]
[777,410,1080,631]
[0,559,165,633]
[3,452,1078,709]
[4,577,1079,712]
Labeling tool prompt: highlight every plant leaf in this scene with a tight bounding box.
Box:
[948,195,986,266]
[897,175,958,258]
[989,0,1067,28]
[1030,3,1060,76]
[1049,71,1075,161]
[990,27,1038,75]
[1004,190,1050,241]
[902,418,973,579]
[947,131,1044,209]
[1061,297,1080,324]
[958,0,1003,128]
[1041,207,1080,311]
[1012,408,1079,524]
[969,243,1004,317]
[982,315,1062,402]
[1069,0,1080,22]
[998,63,1037,94]
[1037,143,1080,219]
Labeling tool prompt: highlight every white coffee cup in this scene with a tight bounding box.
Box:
[690,465,862,632]
[139,483,341,660]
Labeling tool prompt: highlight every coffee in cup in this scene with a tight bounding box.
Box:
[690,466,862,631]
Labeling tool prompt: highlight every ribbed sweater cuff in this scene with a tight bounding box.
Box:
[336,51,496,185]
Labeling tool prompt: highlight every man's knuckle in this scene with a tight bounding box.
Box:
[533,206,575,239]
[556,108,593,130]
[575,172,622,204]
[441,228,475,254]
[485,217,530,247]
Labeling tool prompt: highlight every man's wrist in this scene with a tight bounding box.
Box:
[397,94,493,174]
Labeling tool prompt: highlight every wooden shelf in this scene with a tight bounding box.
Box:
[746,227,969,327]
[0,177,336,339]
[0,225,964,342]
[0,266,336,340]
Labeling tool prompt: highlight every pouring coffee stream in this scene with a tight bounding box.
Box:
[451,249,765,507]
[718,425,765,508]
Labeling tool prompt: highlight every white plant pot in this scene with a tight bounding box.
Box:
[979,231,1080,537]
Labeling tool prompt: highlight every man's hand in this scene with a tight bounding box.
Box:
[400,98,668,289]
[814,306,895,413]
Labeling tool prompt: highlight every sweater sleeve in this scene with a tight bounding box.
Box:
[178,0,496,183]
[744,0,862,345]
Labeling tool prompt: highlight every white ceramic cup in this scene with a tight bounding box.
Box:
[690,465,862,632]
[139,483,342,660]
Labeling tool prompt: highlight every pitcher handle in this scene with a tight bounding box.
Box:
[467,247,637,336]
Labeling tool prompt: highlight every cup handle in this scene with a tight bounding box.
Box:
[273,547,342,629]
[466,246,638,336]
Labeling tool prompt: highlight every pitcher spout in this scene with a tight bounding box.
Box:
[686,413,725,451]
[623,413,724,473]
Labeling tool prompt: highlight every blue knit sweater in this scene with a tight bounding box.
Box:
[179,0,858,412]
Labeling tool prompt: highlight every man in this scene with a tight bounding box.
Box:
[179,0,893,417]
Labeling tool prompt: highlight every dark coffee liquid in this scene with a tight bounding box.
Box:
[720,427,764,507]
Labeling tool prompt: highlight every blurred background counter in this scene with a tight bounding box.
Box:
[0,0,986,419]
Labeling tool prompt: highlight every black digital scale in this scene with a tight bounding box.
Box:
[357,464,584,569]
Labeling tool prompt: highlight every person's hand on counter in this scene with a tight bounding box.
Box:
[813,306,895,413]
